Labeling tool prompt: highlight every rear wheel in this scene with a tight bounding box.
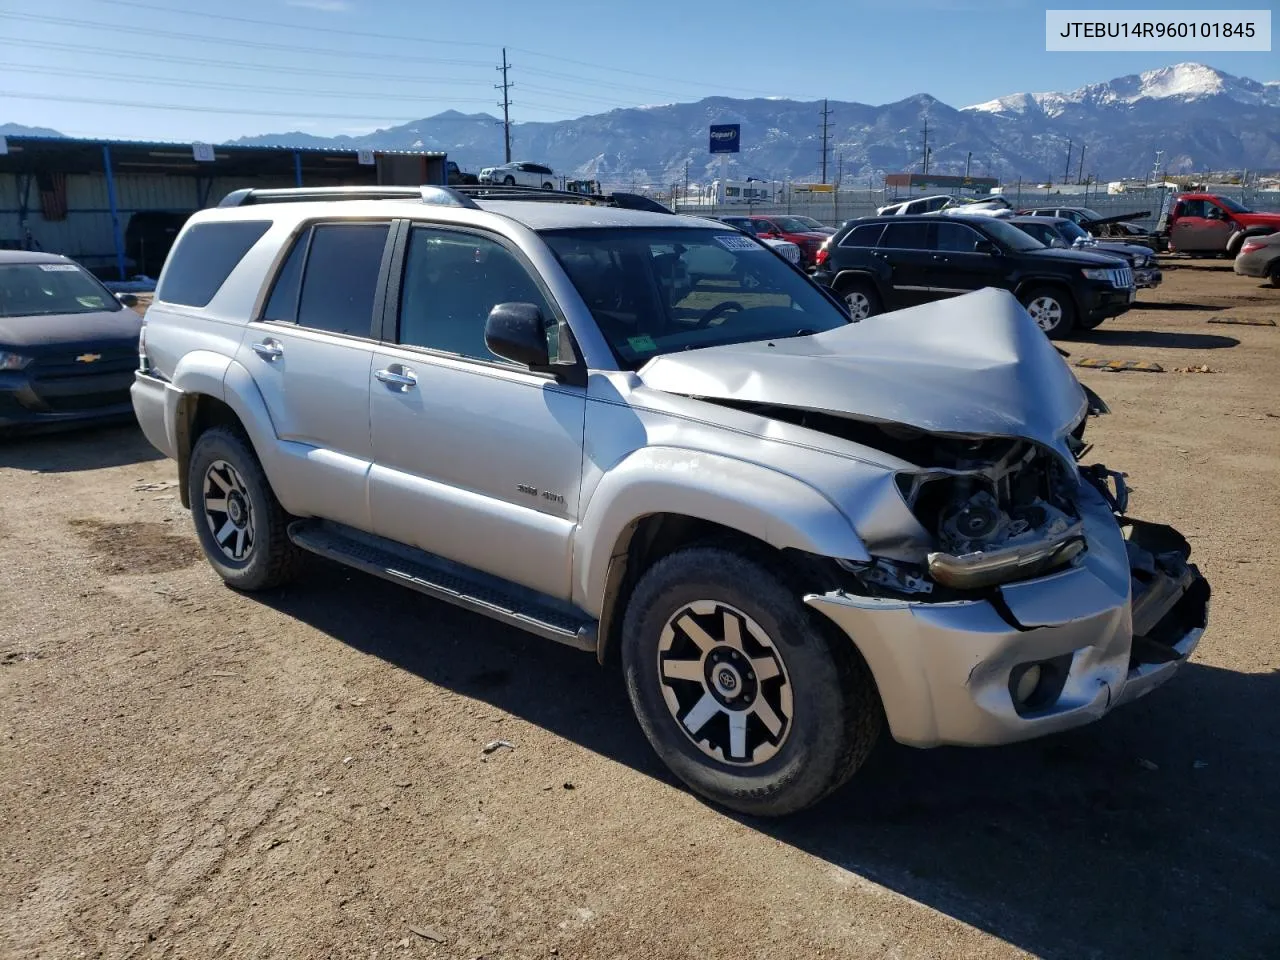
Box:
[542,182,554,190]
[188,426,301,591]
[1268,262,1280,288]
[1020,285,1076,338]
[835,278,881,322]
[621,546,883,817]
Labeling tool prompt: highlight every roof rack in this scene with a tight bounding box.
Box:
[214,183,676,215]
[453,184,674,214]
[217,184,480,209]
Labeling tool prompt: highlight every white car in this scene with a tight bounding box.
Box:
[478,161,557,189]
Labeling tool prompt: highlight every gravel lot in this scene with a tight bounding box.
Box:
[2,261,1277,960]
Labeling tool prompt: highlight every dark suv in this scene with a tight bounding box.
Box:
[811,214,1135,337]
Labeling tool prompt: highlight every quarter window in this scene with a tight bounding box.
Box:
[294,223,390,337]
[841,223,885,248]
[397,228,557,364]
[879,222,930,249]
[157,220,271,307]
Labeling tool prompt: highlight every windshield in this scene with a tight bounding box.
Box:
[980,218,1046,252]
[543,227,849,368]
[1076,208,1104,221]
[1216,196,1252,214]
[1057,220,1091,243]
[0,262,122,318]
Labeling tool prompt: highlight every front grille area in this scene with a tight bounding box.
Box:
[41,390,131,413]
[1109,266,1133,289]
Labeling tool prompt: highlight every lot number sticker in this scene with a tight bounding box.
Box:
[714,234,764,251]
[38,264,81,272]
[192,142,215,162]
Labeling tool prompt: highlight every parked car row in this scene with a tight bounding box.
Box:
[810,212,1136,337]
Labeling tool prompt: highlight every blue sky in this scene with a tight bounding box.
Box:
[1,0,1276,141]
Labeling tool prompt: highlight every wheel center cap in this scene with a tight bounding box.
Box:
[227,493,246,526]
[713,664,741,697]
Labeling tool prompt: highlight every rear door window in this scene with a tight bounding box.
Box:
[294,223,390,337]
[157,220,271,307]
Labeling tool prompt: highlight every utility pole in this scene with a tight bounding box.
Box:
[965,151,972,179]
[819,99,832,184]
[496,47,513,163]
[1064,139,1072,184]
[920,115,929,174]
[1077,143,1086,184]
[683,160,689,205]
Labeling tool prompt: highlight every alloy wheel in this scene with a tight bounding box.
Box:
[202,459,256,562]
[656,600,793,766]
[1026,295,1064,332]
[843,290,872,321]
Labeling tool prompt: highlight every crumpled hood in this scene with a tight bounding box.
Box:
[637,287,1089,458]
[0,308,141,350]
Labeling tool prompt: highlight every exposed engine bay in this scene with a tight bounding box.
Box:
[707,398,1104,596]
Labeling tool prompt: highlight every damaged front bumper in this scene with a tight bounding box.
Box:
[806,482,1210,748]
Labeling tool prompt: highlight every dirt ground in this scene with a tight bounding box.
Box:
[2,261,1278,960]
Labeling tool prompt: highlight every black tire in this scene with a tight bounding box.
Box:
[502,175,515,186]
[542,182,554,190]
[188,426,301,591]
[1020,285,1077,338]
[834,277,881,322]
[621,546,883,817]
[1268,262,1280,288]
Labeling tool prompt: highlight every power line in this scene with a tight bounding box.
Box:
[0,12,493,66]
[496,47,513,163]
[0,62,497,105]
[3,38,496,87]
[80,0,496,48]
[0,90,447,123]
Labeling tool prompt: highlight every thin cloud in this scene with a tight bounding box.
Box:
[284,0,353,11]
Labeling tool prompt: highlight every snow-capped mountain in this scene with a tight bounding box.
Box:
[965,62,1280,117]
[12,63,1273,185]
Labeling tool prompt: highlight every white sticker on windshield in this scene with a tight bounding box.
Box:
[38,264,80,272]
[713,234,763,251]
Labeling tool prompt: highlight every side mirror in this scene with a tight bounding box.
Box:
[1206,207,1225,220]
[116,292,139,307]
[485,302,551,370]
[973,239,999,255]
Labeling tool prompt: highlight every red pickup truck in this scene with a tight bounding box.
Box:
[1165,193,1280,256]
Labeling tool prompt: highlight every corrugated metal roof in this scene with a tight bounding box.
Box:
[2,134,445,158]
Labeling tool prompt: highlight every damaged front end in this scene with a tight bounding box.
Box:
[798,407,1210,748]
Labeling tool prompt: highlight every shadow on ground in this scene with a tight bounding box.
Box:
[262,560,1280,960]
[0,422,161,472]
[1079,330,1241,350]
[1132,301,1223,312]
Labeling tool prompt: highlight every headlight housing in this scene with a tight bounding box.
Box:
[1081,267,1111,281]
[0,351,32,371]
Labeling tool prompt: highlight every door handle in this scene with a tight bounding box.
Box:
[375,366,417,390]
[252,339,283,361]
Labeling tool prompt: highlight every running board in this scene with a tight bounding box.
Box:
[287,520,596,652]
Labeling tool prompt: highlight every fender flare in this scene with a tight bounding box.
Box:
[573,446,870,618]
[1013,276,1080,315]
[168,354,291,512]
[831,268,887,301]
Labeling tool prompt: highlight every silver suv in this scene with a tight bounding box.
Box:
[132,184,1210,816]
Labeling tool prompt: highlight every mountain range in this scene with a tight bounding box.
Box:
[7,63,1279,186]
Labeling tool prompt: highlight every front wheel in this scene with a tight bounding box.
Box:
[621,546,883,817]
[542,182,554,190]
[188,426,301,591]
[1020,285,1076,338]
[502,175,516,186]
